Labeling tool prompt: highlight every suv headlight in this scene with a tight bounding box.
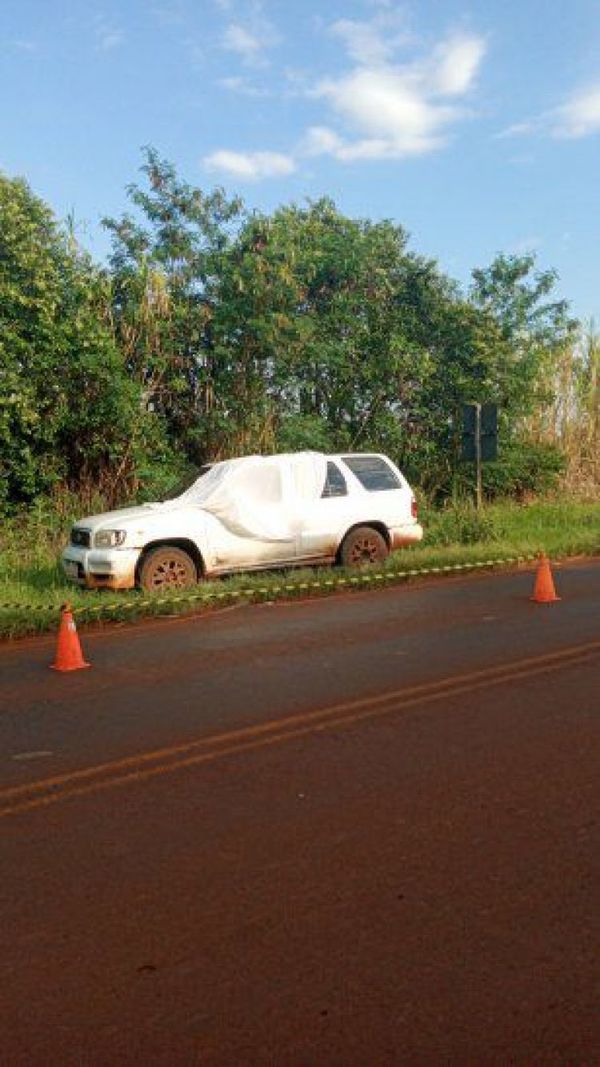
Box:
[94,529,127,548]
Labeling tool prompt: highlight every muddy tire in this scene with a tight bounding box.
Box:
[339,526,389,568]
[138,546,198,592]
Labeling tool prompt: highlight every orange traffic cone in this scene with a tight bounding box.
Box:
[51,604,91,671]
[530,553,560,604]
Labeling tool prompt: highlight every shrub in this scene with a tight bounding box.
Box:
[423,501,500,546]
[482,440,566,500]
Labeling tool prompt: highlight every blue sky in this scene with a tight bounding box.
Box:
[2,0,599,321]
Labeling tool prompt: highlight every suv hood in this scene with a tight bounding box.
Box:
[73,501,180,534]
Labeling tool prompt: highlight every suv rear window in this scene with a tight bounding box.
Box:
[321,461,348,498]
[342,456,401,491]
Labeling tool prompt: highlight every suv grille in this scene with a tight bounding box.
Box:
[71,527,91,548]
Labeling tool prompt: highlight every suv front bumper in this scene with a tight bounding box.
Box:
[61,546,141,590]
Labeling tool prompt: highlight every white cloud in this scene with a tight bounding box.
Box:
[204,21,486,179]
[12,39,38,52]
[93,15,124,51]
[223,24,262,60]
[99,31,124,49]
[496,121,536,139]
[311,31,485,162]
[316,68,449,155]
[204,149,296,180]
[330,13,409,66]
[222,14,280,66]
[429,34,487,96]
[218,75,269,97]
[500,82,600,141]
[551,84,600,138]
[302,126,345,157]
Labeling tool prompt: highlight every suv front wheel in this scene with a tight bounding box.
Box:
[138,546,198,592]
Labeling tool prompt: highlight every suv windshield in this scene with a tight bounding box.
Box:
[166,465,213,500]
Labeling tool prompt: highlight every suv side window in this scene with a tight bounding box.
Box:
[321,461,348,498]
[342,456,401,491]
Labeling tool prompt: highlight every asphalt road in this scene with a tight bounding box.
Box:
[1,561,599,1065]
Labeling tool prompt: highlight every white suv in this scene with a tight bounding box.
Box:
[62,451,423,592]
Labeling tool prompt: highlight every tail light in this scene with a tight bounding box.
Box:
[411,497,418,519]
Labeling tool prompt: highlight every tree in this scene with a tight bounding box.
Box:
[0,172,157,509]
[0,174,65,504]
[209,198,517,492]
[466,252,581,498]
[103,147,246,462]
[470,253,578,418]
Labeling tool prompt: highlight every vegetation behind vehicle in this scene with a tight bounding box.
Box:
[2,151,598,520]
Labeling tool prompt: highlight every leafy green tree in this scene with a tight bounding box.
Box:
[212,201,435,459]
[103,148,246,462]
[0,173,69,505]
[57,256,160,501]
[0,172,159,509]
[466,252,580,498]
[470,252,578,416]
[209,197,518,492]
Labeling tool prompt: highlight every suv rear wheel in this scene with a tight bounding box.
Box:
[339,526,389,568]
[139,546,198,591]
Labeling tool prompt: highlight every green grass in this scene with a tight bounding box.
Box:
[1,498,599,640]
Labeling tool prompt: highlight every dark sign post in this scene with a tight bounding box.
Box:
[462,403,498,509]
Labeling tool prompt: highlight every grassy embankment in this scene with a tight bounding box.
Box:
[1,498,599,640]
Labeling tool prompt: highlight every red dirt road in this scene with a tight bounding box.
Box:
[1,563,599,1065]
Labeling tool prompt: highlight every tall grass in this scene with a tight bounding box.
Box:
[527,322,600,493]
